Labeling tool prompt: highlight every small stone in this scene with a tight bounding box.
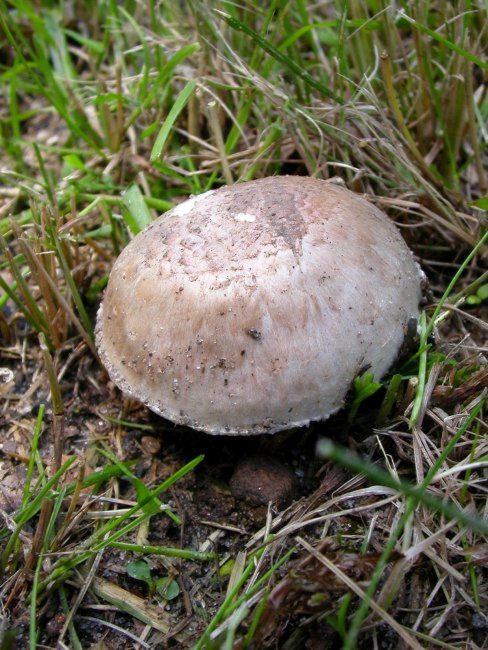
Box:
[0,367,14,396]
[472,613,488,630]
[230,455,297,508]
[140,435,161,455]
[46,613,66,636]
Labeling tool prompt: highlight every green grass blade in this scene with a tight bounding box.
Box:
[97,447,181,524]
[21,405,45,507]
[0,456,77,576]
[425,231,488,341]
[29,556,42,650]
[409,311,428,427]
[215,9,343,104]
[110,541,215,561]
[400,10,488,70]
[122,183,153,234]
[150,79,197,162]
[318,425,487,535]
[50,234,95,341]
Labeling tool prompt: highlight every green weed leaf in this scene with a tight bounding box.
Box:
[156,577,180,600]
[127,560,152,584]
[122,184,153,234]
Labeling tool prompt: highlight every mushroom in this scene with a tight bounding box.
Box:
[96,176,423,435]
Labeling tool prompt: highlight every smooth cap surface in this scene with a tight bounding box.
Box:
[96,176,422,434]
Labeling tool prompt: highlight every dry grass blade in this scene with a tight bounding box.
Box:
[296,536,424,650]
[90,577,173,634]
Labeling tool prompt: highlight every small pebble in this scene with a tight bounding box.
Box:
[140,435,161,455]
[472,613,488,630]
[0,367,14,396]
[230,455,297,507]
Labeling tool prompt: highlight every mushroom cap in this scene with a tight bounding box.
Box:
[96,176,422,435]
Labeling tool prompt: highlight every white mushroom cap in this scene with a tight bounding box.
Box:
[96,176,423,435]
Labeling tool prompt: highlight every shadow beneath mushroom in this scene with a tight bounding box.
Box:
[140,399,386,518]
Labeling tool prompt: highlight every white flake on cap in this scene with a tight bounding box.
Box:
[234,212,256,222]
[171,189,215,216]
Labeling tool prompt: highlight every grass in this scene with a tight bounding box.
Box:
[0,0,486,647]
